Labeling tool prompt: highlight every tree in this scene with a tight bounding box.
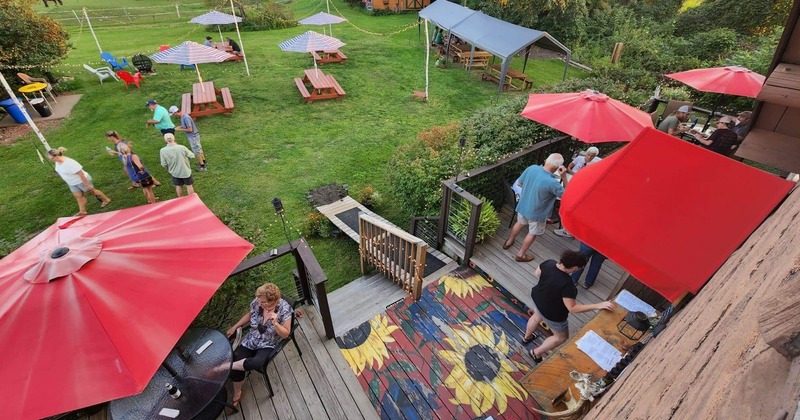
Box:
[0,0,69,84]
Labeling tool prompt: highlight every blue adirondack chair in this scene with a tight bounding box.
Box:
[100,52,131,71]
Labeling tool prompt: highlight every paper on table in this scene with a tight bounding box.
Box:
[576,330,622,371]
[614,289,656,317]
[159,408,180,418]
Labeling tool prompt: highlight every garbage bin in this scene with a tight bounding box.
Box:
[30,98,52,117]
[0,97,27,124]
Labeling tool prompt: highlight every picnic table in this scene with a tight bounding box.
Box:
[312,50,347,65]
[293,69,346,103]
[180,81,234,118]
[482,65,532,90]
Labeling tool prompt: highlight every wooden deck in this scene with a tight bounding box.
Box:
[80,305,378,420]
[470,205,627,334]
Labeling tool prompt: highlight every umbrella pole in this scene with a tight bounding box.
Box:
[327,0,333,37]
[218,25,223,42]
[83,8,103,54]
[703,95,723,131]
[195,64,204,91]
[424,19,430,101]
[230,0,251,77]
[0,72,52,152]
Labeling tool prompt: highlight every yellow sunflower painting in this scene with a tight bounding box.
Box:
[339,314,399,376]
[439,324,529,417]
[440,272,490,299]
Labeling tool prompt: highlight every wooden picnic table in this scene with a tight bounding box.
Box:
[293,69,346,103]
[312,50,347,65]
[482,64,533,90]
[185,81,234,118]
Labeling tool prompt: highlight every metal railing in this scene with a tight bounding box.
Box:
[409,216,439,248]
[360,214,427,301]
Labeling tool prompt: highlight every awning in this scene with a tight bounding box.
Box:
[560,127,794,302]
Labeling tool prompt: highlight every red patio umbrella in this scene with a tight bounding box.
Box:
[560,127,792,302]
[0,195,253,419]
[664,66,766,98]
[519,89,653,143]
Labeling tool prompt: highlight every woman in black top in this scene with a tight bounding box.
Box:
[524,250,615,363]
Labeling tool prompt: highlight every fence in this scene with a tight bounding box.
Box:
[41,3,212,28]
[360,213,427,301]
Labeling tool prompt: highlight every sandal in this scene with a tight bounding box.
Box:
[127,184,140,190]
[530,349,543,364]
[225,395,241,415]
[522,332,538,344]
[100,200,111,208]
[502,240,513,250]
[73,212,88,217]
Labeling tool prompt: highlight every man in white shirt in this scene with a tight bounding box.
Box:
[554,147,602,239]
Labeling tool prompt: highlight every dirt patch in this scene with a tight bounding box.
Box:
[307,183,349,207]
[0,120,62,145]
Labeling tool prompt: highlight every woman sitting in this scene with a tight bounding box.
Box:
[225,282,292,410]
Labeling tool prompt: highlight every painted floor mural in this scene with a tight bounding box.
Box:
[336,266,551,420]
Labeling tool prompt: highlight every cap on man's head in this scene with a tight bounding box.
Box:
[586,146,600,155]
[738,111,752,118]
[677,105,691,113]
[145,99,158,107]
[168,106,179,115]
[164,133,176,142]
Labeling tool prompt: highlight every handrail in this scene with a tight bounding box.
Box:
[359,213,427,300]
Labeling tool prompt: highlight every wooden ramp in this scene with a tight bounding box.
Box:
[81,306,378,420]
[470,205,627,334]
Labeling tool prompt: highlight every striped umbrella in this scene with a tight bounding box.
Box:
[150,41,233,85]
[189,10,242,42]
[279,31,345,72]
[298,12,347,36]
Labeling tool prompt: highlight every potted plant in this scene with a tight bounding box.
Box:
[449,195,500,244]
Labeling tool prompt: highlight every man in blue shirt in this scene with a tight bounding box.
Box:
[503,153,569,262]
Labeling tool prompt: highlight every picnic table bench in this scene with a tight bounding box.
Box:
[181,81,235,118]
[311,50,347,65]
[456,51,492,69]
[294,69,346,103]
[482,64,533,90]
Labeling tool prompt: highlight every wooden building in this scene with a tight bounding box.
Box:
[368,0,429,12]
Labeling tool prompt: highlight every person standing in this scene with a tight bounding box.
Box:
[105,131,161,188]
[169,106,207,171]
[145,100,175,135]
[554,147,603,239]
[118,143,157,204]
[47,147,111,216]
[159,133,196,197]
[571,242,607,289]
[523,250,614,363]
[503,153,568,262]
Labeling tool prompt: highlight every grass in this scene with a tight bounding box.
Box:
[2,0,586,290]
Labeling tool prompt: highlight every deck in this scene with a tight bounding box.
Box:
[80,305,378,420]
[470,205,627,333]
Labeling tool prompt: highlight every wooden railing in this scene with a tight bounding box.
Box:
[436,136,571,262]
[359,213,427,301]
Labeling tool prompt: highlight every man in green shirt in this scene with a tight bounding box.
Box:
[657,105,691,136]
[145,99,175,135]
[160,133,196,197]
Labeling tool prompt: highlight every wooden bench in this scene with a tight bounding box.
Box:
[327,76,346,97]
[335,50,347,61]
[294,77,312,102]
[220,87,234,110]
[181,93,192,116]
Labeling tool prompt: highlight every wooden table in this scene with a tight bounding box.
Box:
[312,50,347,64]
[294,69,346,103]
[19,82,52,108]
[483,65,532,90]
[189,81,234,117]
[519,305,639,412]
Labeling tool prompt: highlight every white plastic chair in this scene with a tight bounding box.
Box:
[82,64,119,84]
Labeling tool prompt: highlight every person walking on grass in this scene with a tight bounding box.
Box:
[118,143,157,204]
[160,133,196,197]
[169,106,207,171]
[523,250,615,363]
[105,131,161,189]
[48,147,111,216]
[145,100,175,135]
[503,153,569,262]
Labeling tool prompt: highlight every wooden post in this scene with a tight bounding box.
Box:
[611,42,624,64]
[413,244,426,300]
[463,199,482,262]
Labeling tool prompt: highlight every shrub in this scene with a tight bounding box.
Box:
[449,195,501,243]
[214,1,296,31]
[304,211,334,238]
[355,185,382,209]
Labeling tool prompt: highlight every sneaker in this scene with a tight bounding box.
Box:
[553,228,574,238]
[581,282,593,289]
[198,166,207,172]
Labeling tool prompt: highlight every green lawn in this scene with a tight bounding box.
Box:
[2,0,585,290]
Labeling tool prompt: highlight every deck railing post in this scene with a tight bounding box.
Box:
[437,181,451,248]
[463,199,482,262]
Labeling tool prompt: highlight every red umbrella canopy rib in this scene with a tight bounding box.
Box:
[520,89,653,143]
[665,66,766,98]
[559,128,793,302]
[0,195,253,419]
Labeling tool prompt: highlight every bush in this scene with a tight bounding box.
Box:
[304,211,334,238]
[449,195,500,243]
[355,185,382,209]
[215,2,296,31]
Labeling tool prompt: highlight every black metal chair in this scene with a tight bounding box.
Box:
[256,310,302,397]
[502,181,518,228]
[132,54,154,74]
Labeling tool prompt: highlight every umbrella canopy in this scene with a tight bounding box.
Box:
[298,11,347,25]
[150,41,233,65]
[189,10,242,25]
[0,195,254,419]
[665,66,766,98]
[278,30,345,54]
[560,127,793,302]
[520,90,653,143]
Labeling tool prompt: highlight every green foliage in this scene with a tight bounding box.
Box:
[449,195,500,243]
[674,0,791,37]
[304,211,335,238]
[355,185,382,208]
[0,0,69,86]
[725,27,783,75]
[52,77,82,94]
[686,28,739,60]
[217,2,297,31]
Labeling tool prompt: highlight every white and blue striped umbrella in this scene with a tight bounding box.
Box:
[150,41,233,84]
[298,12,347,26]
[189,10,242,25]
[278,31,345,54]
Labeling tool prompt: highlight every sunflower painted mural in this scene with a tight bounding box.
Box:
[338,267,547,419]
